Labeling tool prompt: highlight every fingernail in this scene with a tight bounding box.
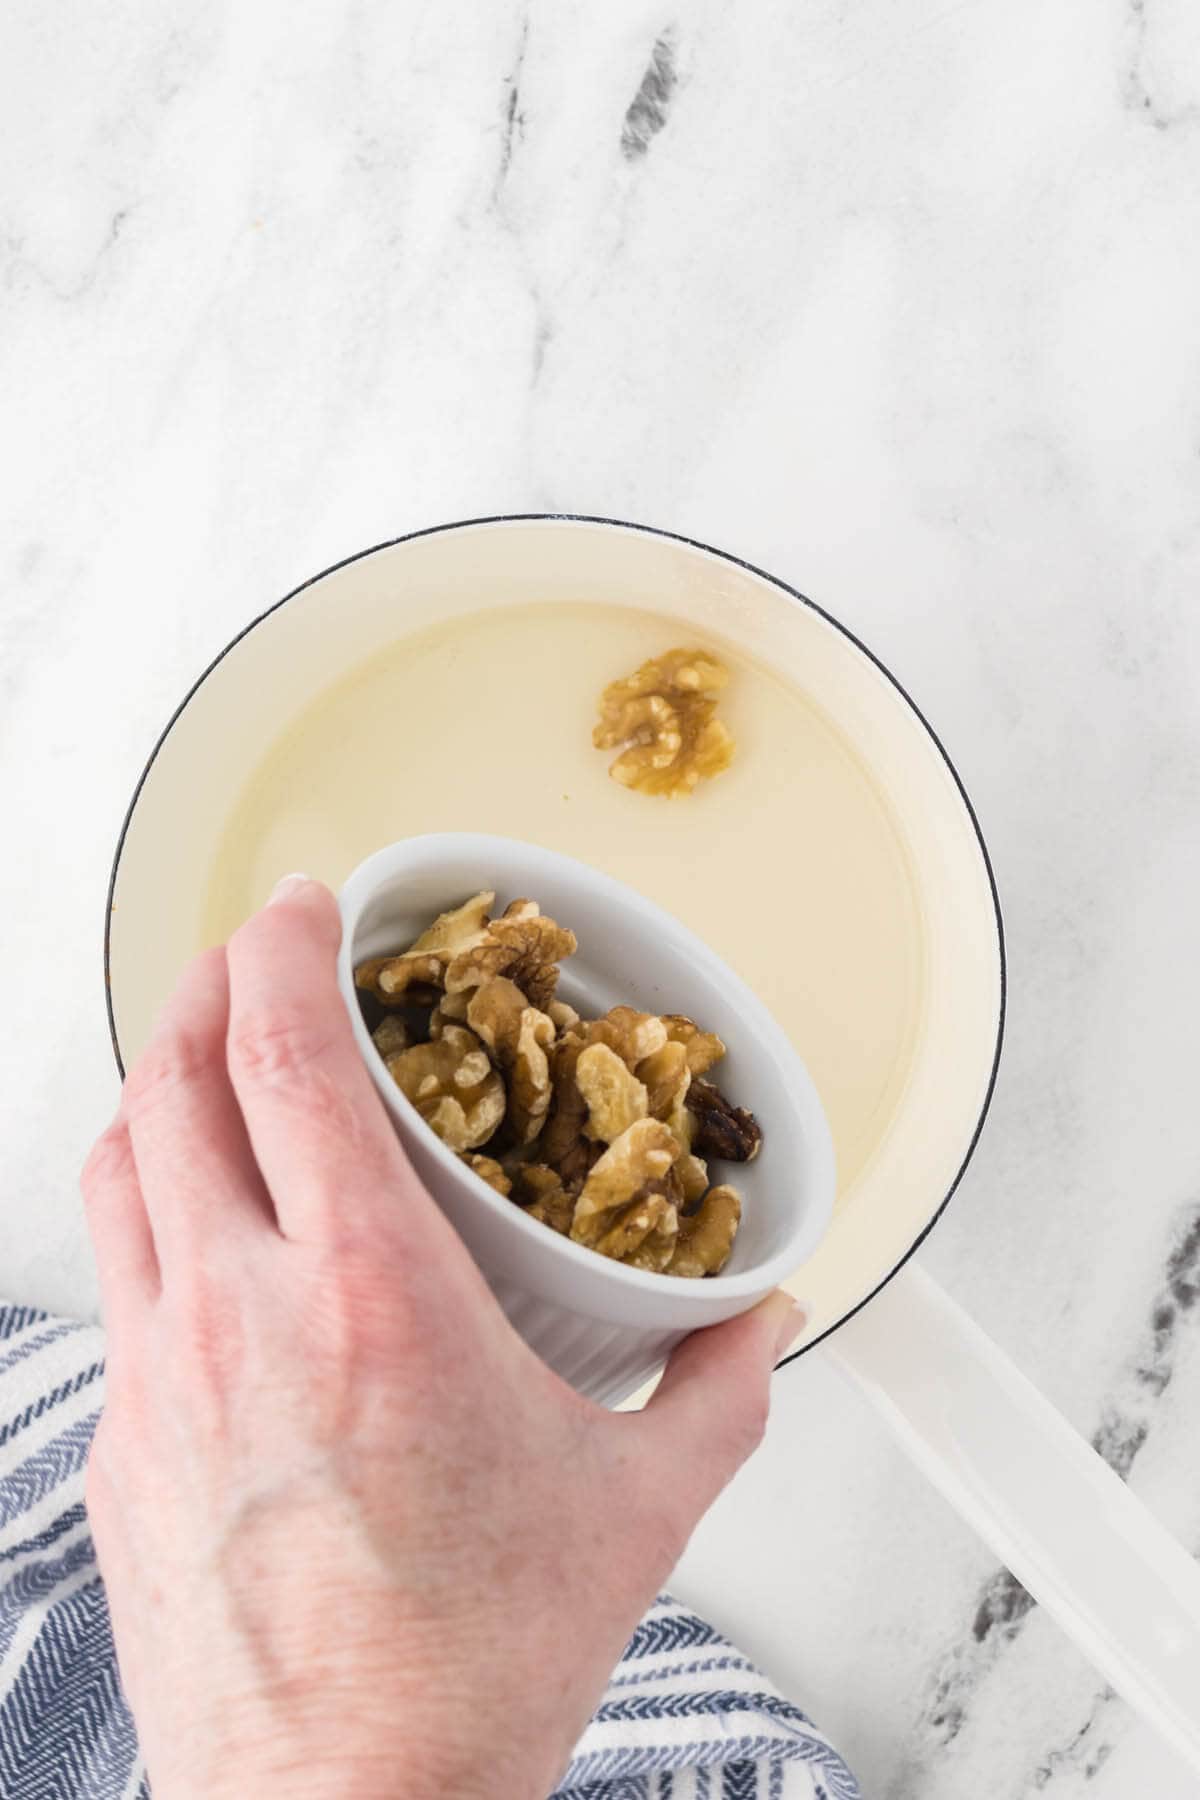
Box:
[768,1294,807,1360]
[268,872,311,906]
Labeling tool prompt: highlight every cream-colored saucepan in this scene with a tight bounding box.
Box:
[105,516,1200,1770]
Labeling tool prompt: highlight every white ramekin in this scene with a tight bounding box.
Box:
[337,833,835,1406]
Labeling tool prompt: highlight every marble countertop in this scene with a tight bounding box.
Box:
[4,1,1199,1793]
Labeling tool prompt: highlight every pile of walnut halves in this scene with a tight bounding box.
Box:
[355,891,762,1277]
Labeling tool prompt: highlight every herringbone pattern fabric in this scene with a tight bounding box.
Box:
[0,1304,859,1799]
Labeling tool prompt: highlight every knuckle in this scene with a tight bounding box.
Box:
[183,945,230,1003]
[298,1239,425,1386]
[172,1256,224,1334]
[81,1125,133,1196]
[308,1241,399,1340]
[227,1004,337,1086]
[169,1269,245,1398]
[124,1029,211,1119]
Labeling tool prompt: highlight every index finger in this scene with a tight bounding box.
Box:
[223,877,446,1247]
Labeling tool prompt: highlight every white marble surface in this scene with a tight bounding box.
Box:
[3,0,1200,1792]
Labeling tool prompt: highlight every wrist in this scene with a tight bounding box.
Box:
[149,1716,554,1800]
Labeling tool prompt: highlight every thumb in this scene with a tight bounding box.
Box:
[631,1291,806,1528]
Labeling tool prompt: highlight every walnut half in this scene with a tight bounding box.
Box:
[685,1079,763,1163]
[463,1154,512,1197]
[593,646,736,798]
[385,1026,505,1152]
[511,1164,575,1236]
[467,977,555,1146]
[570,1119,678,1251]
[667,1184,741,1276]
[445,912,577,1012]
[576,1042,648,1144]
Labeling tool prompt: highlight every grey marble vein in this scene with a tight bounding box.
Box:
[621,31,679,161]
[497,11,530,188]
[1121,0,1200,131]
[901,1201,1200,1790]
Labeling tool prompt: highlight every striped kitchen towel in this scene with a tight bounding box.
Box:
[0,1304,860,1799]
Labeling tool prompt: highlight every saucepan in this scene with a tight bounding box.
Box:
[103,515,1200,1770]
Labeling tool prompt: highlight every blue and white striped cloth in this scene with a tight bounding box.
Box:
[0,1304,859,1799]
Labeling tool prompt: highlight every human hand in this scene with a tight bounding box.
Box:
[82,876,804,1800]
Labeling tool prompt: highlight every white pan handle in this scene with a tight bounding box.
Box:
[820,1259,1200,1772]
